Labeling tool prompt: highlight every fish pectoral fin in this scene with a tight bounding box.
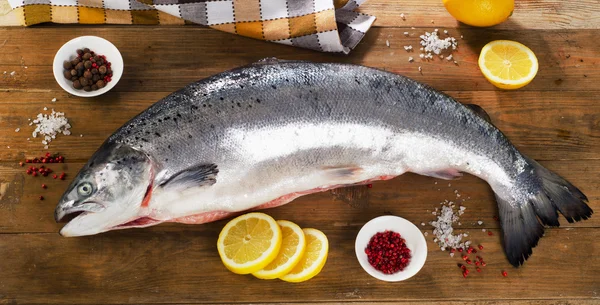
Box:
[420,169,463,180]
[322,166,364,180]
[158,163,218,191]
[331,186,370,209]
[464,103,493,124]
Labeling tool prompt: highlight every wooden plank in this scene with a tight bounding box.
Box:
[1,160,597,234]
[0,27,597,92]
[358,0,600,30]
[0,228,596,304]
[1,90,598,162]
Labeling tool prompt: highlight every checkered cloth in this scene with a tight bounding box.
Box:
[6,0,376,54]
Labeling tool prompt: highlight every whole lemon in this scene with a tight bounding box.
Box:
[443,0,514,27]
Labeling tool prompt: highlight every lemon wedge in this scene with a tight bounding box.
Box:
[279,228,329,283]
[217,212,282,274]
[253,220,306,279]
[478,40,539,90]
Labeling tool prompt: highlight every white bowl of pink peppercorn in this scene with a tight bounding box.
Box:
[355,215,427,282]
[53,36,123,97]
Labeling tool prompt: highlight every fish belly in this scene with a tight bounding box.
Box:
[150,126,511,224]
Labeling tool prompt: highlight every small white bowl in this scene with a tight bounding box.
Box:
[53,36,123,97]
[355,215,427,282]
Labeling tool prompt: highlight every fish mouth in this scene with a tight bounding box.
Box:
[57,211,87,223]
[55,200,105,223]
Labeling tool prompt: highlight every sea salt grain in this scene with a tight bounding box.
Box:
[419,31,458,56]
[404,32,409,36]
[51,98,57,102]
[477,220,483,225]
[386,40,390,47]
[14,128,20,132]
[400,13,405,20]
[31,109,72,147]
[430,202,470,251]
[408,57,414,62]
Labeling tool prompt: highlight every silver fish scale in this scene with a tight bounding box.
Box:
[109,61,523,183]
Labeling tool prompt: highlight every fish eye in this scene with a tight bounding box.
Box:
[77,182,94,197]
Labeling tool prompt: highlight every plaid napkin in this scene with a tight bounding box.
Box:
[6,0,376,54]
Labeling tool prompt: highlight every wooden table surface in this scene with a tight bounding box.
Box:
[0,1,599,304]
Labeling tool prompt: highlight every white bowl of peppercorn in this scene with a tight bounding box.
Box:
[355,215,428,282]
[53,36,123,97]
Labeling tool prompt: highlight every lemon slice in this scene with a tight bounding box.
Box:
[279,228,329,283]
[478,40,539,90]
[217,212,282,274]
[252,220,306,280]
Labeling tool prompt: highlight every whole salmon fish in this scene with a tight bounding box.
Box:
[54,60,592,267]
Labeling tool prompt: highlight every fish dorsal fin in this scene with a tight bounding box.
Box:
[331,186,371,209]
[464,104,493,124]
[158,164,218,191]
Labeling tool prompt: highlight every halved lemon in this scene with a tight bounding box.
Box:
[252,220,306,279]
[279,228,329,283]
[443,0,514,27]
[478,40,539,90]
[217,212,282,274]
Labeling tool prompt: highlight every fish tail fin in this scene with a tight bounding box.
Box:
[498,157,592,267]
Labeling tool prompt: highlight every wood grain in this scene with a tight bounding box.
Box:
[0,228,597,304]
[0,1,599,303]
[0,27,597,93]
[358,0,600,30]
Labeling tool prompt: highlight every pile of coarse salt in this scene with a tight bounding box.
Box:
[429,200,471,255]
[30,108,71,149]
[419,29,458,62]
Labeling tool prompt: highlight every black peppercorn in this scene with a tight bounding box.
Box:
[64,47,113,91]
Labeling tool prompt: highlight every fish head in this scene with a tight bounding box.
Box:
[55,143,155,237]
